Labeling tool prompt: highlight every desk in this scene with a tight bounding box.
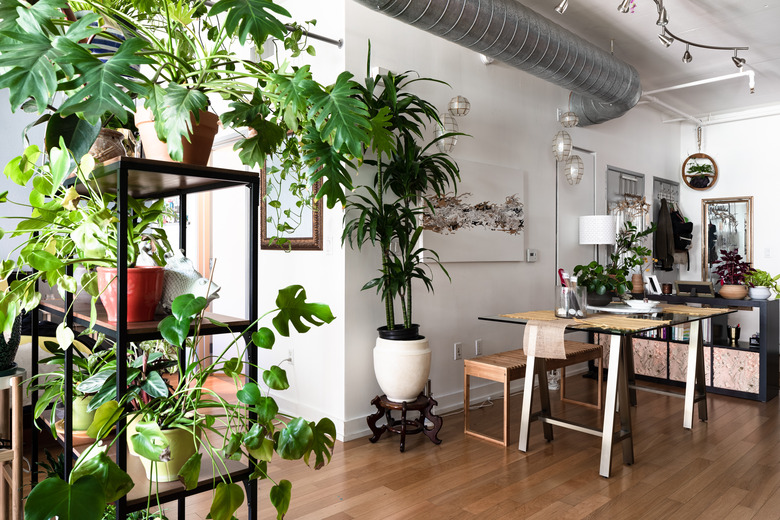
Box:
[480,305,733,477]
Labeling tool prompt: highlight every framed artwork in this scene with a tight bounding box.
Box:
[260,160,323,251]
[645,275,661,295]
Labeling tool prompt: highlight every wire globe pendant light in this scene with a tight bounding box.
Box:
[552,130,572,161]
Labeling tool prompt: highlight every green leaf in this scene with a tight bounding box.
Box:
[254,396,279,425]
[77,371,113,397]
[130,422,170,462]
[85,373,117,411]
[208,0,290,44]
[304,418,336,470]
[236,381,262,405]
[234,119,285,168]
[24,475,106,520]
[262,365,289,391]
[159,84,209,162]
[208,482,245,520]
[271,285,335,337]
[140,370,169,398]
[48,140,71,194]
[26,249,63,271]
[56,37,151,125]
[3,145,39,186]
[223,432,243,460]
[70,451,134,503]
[251,327,275,349]
[45,113,101,160]
[159,315,189,347]
[171,293,208,321]
[56,321,74,351]
[86,400,122,439]
[177,452,202,491]
[247,436,274,463]
[223,357,243,378]
[269,479,292,520]
[276,417,312,460]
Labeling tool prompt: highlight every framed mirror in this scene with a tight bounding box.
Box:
[702,197,753,285]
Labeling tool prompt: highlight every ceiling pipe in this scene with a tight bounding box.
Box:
[643,70,755,96]
[353,0,642,126]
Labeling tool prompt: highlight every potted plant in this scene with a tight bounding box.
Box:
[573,221,655,306]
[28,344,116,434]
[25,286,338,520]
[342,57,460,402]
[712,248,754,299]
[686,162,714,189]
[743,268,778,300]
[0,145,173,336]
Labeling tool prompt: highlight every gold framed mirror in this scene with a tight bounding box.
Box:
[702,197,753,284]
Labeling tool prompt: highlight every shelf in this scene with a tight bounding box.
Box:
[39,299,250,342]
[70,156,260,199]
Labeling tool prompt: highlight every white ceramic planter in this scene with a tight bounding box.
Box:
[749,286,771,300]
[373,336,431,402]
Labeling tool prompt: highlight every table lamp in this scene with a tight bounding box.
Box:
[579,215,616,263]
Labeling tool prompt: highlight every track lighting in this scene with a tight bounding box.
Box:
[682,44,692,63]
[658,33,673,47]
[555,0,568,15]
[732,51,746,69]
[617,0,631,14]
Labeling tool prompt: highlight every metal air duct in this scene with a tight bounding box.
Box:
[353,0,642,126]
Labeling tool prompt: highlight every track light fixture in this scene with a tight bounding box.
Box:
[682,44,692,63]
[732,50,746,69]
[621,0,748,69]
[555,0,568,15]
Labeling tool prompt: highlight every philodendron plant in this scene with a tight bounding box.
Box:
[24,285,337,520]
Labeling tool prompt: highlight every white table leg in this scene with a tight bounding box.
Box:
[684,320,702,430]
[518,355,537,452]
[599,335,623,478]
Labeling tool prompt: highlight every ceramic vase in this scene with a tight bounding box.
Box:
[719,284,748,300]
[136,424,200,483]
[373,330,431,402]
[748,286,771,300]
[96,266,164,322]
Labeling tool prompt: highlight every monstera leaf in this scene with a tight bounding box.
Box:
[271,285,335,337]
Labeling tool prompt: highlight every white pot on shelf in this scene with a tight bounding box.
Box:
[748,286,771,300]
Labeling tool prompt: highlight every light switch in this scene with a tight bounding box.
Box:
[526,248,539,262]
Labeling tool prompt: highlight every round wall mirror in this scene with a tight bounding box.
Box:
[682,153,718,190]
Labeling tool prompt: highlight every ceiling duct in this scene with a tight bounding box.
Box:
[353,0,642,126]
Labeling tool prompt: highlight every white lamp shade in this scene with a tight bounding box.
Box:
[435,113,459,152]
[579,215,616,245]
[552,130,572,161]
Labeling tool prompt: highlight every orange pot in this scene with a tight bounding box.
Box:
[96,266,164,322]
[134,107,219,166]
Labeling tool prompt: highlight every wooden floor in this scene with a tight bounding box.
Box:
[26,374,780,519]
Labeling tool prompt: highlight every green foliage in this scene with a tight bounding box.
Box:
[342,50,462,330]
[686,162,714,175]
[24,474,106,520]
[573,221,656,297]
[744,268,780,297]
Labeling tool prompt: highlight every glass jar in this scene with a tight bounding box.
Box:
[555,285,588,318]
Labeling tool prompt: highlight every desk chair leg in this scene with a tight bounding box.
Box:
[518,355,537,452]
[695,324,708,423]
[536,360,554,442]
[463,372,470,435]
[600,335,623,478]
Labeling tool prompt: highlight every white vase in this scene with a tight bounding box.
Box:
[373,336,431,402]
[748,286,771,300]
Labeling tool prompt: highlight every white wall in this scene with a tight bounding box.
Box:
[341,2,682,439]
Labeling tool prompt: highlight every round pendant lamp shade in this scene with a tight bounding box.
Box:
[552,130,572,161]
[435,113,459,152]
[564,154,584,185]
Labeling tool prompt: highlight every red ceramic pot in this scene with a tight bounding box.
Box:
[96,266,164,322]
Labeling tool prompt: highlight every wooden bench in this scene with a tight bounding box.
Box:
[463,341,603,446]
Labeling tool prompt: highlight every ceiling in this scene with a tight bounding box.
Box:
[517,0,780,123]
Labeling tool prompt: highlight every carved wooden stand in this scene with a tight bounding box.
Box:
[366,393,443,452]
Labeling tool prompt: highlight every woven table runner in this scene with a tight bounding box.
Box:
[501,310,559,321]
[523,319,568,359]
[660,304,729,316]
[574,314,671,332]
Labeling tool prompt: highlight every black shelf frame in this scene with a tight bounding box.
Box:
[31,157,261,519]
[641,294,779,402]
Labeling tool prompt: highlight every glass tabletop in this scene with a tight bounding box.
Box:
[479,307,735,336]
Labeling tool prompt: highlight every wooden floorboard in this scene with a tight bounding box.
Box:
[22,374,780,519]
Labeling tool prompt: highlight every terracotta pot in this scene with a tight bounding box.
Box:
[96,266,164,322]
[718,284,748,300]
[88,128,126,163]
[135,106,219,165]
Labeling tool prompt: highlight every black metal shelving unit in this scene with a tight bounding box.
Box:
[31,157,261,519]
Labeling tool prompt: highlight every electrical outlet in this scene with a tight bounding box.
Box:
[475,339,483,356]
[454,342,462,360]
[288,347,294,366]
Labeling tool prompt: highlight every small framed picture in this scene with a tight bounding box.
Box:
[674,280,715,297]
[645,275,661,295]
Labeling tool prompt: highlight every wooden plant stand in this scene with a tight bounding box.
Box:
[366,393,443,452]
